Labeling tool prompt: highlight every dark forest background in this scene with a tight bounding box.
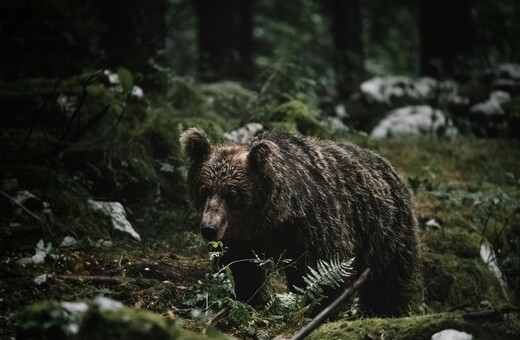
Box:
[2,0,519,93]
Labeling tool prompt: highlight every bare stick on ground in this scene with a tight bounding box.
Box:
[290,268,371,340]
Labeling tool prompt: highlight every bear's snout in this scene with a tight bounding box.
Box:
[201,223,219,240]
[200,195,228,241]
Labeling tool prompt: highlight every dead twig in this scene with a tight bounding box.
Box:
[0,190,44,223]
[290,268,371,340]
[463,307,518,320]
[58,275,127,284]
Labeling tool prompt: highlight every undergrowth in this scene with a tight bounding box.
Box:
[183,252,354,338]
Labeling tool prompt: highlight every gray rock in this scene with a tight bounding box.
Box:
[470,91,510,118]
[88,200,141,241]
[370,105,458,139]
[493,63,520,93]
[224,122,263,143]
[360,76,467,106]
[431,329,473,340]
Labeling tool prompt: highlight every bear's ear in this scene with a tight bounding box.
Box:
[248,141,272,169]
[180,128,211,163]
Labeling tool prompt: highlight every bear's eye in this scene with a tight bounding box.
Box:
[223,189,240,205]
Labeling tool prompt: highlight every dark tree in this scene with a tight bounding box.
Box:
[419,0,474,77]
[98,0,167,74]
[196,0,252,81]
[0,1,99,79]
[326,0,364,98]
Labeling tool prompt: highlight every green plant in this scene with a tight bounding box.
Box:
[293,256,355,305]
[185,260,257,329]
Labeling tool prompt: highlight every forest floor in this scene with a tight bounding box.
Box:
[0,230,210,337]
[2,138,520,339]
[1,75,520,339]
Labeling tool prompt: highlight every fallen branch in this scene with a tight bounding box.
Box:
[58,275,126,284]
[0,190,44,223]
[290,268,371,340]
[463,307,518,320]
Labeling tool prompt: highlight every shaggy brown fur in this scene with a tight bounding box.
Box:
[180,128,418,316]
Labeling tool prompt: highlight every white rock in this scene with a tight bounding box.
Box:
[60,236,77,248]
[224,123,263,143]
[33,273,52,285]
[93,296,123,312]
[334,104,348,118]
[470,91,511,117]
[89,238,113,249]
[104,69,120,85]
[57,94,79,115]
[88,200,141,241]
[431,329,473,340]
[480,244,506,288]
[131,85,144,99]
[17,239,52,265]
[360,76,465,106]
[11,190,38,206]
[61,302,89,335]
[425,218,441,229]
[62,301,89,314]
[498,63,520,80]
[370,105,458,139]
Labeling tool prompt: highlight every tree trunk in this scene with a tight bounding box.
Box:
[196,0,252,81]
[326,0,364,98]
[419,0,474,77]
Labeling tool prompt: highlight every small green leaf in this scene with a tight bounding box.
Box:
[208,241,223,249]
[117,67,134,92]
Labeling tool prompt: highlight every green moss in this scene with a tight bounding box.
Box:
[79,307,186,340]
[17,299,214,340]
[170,78,206,114]
[420,252,505,311]
[175,116,227,144]
[17,300,72,339]
[422,228,481,258]
[266,100,329,137]
[308,312,520,340]
[201,81,256,125]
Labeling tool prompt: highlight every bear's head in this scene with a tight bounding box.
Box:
[180,128,274,241]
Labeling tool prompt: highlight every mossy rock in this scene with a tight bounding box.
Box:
[266,100,329,137]
[422,228,481,258]
[78,307,200,340]
[16,299,214,340]
[420,252,505,311]
[308,312,520,340]
[201,81,256,125]
[169,78,206,114]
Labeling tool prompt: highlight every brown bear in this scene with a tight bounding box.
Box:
[180,128,418,316]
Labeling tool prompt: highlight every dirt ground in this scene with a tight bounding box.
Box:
[0,228,211,338]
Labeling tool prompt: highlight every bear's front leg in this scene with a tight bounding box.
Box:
[218,245,271,307]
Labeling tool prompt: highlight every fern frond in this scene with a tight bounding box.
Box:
[293,256,354,305]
